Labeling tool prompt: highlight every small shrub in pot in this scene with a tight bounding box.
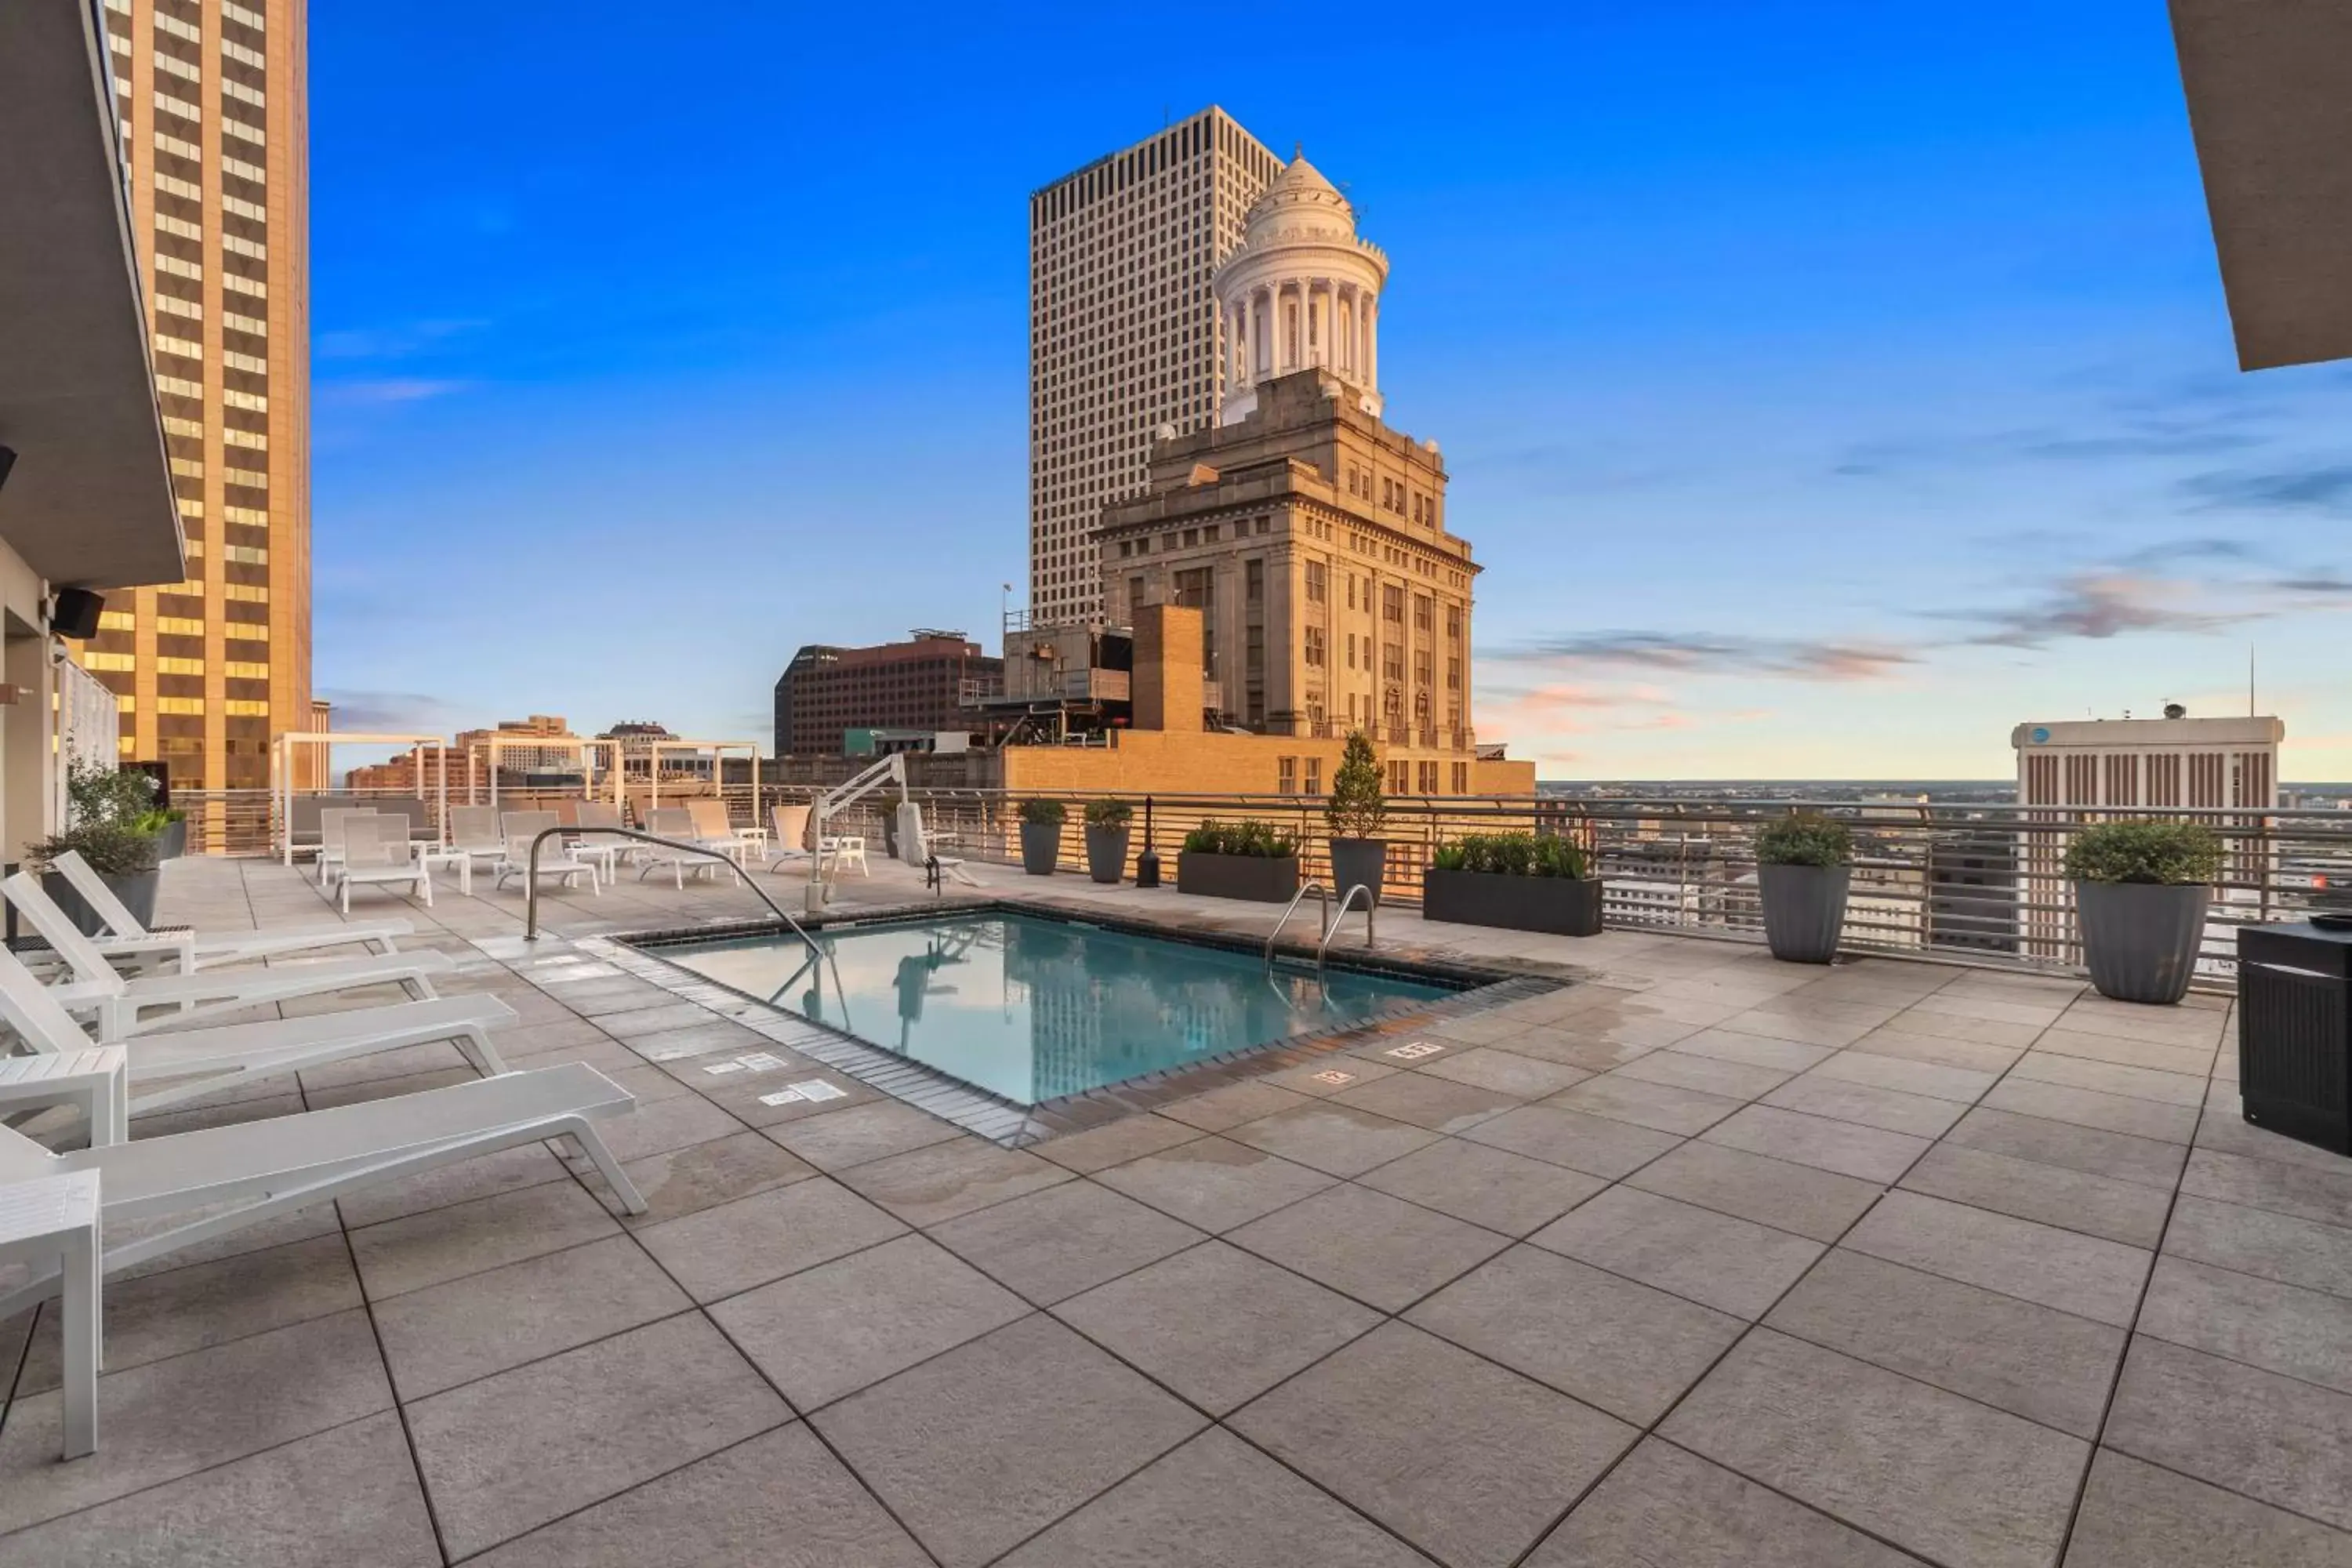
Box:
[1018,798,1066,877]
[30,762,165,933]
[1325,731,1388,907]
[2065,819,2220,1004]
[1754,813,1853,964]
[1082,799,1132,884]
[1425,832,1602,935]
[1177,818,1301,901]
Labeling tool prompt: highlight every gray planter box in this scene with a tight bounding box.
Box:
[1084,825,1130,884]
[1759,863,1850,964]
[1424,869,1603,936]
[43,868,158,938]
[1177,851,1300,903]
[1329,837,1388,909]
[1019,821,1062,877]
[155,818,188,860]
[2078,880,2209,1004]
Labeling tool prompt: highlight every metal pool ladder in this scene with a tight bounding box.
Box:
[1264,880,1377,972]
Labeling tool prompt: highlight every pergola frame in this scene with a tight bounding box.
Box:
[640,739,760,812]
[473,736,623,810]
[269,731,451,866]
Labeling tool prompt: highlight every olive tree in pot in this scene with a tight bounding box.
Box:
[2065,819,2220,1005]
[30,763,165,935]
[1755,812,1853,964]
[1018,798,1066,877]
[1325,730,1388,908]
[1083,799,1132,884]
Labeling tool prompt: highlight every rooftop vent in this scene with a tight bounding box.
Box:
[2163,702,2188,720]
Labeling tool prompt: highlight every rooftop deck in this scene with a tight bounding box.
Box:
[0,852,2345,1566]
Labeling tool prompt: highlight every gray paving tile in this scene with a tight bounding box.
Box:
[1900,1141,2173,1248]
[1529,1436,1922,1567]
[1417,1044,1592,1098]
[406,1312,789,1559]
[571,1091,747,1163]
[1027,1112,1204,1174]
[814,1314,1205,1568]
[2164,1193,2352,1300]
[1809,1047,1998,1103]
[2011,1051,2208,1109]
[1849,1025,2023,1075]
[1763,1073,1967,1138]
[2034,1026,2216,1079]
[2180,1147,2352,1229]
[2139,1254,2352,1396]
[1460,1102,1685,1178]
[1626,1138,1883,1243]
[927,1179,1203,1305]
[349,1177,623,1300]
[1946,1105,2187,1190]
[1224,1100,1443,1176]
[1982,1078,2200,1144]
[2195,1095,2352,1173]
[1846,1190,2150,1327]
[837,1137,1073,1226]
[1053,1239,1378,1414]
[1327,1069,1528,1131]
[1612,1046,1795,1101]
[0,1410,438,1568]
[1156,1077,1317,1133]
[634,1177,907,1302]
[1662,1329,2087,1568]
[0,1310,394,1534]
[1092,1134,1339,1232]
[602,1127,815,1225]
[333,1142,573,1229]
[2062,1447,2352,1568]
[1232,1321,1635,1568]
[2106,1334,2352,1531]
[1532,1184,1824,1319]
[1357,1134,1609,1236]
[712,1233,1032,1410]
[1669,1026,1838,1074]
[1500,1023,1675,1070]
[1703,1105,1928,1183]
[14,1234,359,1399]
[372,1234,692,1401]
[998,1427,1432,1568]
[1767,1250,2124,1438]
[1549,1073,1747,1134]
[1257,1055,1406,1097]
[1227,1181,1511,1312]
[754,1098,962,1171]
[1410,1244,1742,1423]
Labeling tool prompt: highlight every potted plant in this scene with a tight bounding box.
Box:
[1018,798,1066,877]
[30,762,166,934]
[137,806,188,861]
[1755,812,1853,964]
[1424,832,1603,935]
[1325,730,1388,908]
[2065,819,2220,1004]
[1176,818,1301,902]
[1083,799,1132,884]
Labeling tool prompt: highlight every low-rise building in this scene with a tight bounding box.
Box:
[774,632,1000,757]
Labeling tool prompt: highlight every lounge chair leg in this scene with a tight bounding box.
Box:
[454,1025,508,1077]
[560,1119,646,1214]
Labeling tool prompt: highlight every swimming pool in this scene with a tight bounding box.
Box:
[648,910,1463,1105]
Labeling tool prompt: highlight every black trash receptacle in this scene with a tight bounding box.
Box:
[2238,923,2352,1155]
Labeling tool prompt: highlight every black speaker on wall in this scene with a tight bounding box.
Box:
[52,589,103,640]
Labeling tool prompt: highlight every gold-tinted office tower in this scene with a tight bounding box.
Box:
[1029,108,1280,626]
[82,0,311,791]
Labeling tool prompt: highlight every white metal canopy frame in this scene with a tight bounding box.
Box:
[474,736,623,810]
[269,732,451,866]
[640,739,760,811]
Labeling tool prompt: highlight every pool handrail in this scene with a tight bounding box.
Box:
[1265,880,1330,972]
[1318,884,1377,967]
[522,827,834,983]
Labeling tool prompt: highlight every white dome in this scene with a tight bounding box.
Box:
[1214,152,1388,425]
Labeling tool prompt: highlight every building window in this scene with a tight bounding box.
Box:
[1450,761,1468,793]
[1276,756,1297,794]
[1414,594,1433,633]
[1446,655,1462,691]
[1446,605,1463,641]
[1305,561,1326,603]
[1382,586,1403,622]
[1384,644,1404,683]
[1246,558,1263,602]
[1345,632,1356,670]
[1388,760,1410,794]
[1304,626,1326,666]
[1417,760,1439,794]
[1304,757,1322,795]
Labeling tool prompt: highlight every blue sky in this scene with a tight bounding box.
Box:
[309,1,2352,780]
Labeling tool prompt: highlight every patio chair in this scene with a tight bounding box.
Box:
[492,811,601,895]
[765,803,815,875]
[685,799,757,866]
[336,815,433,913]
[48,850,412,968]
[0,1062,645,1319]
[313,807,379,889]
[2,873,451,1042]
[446,804,507,873]
[898,801,980,891]
[572,801,643,880]
[637,808,739,887]
[0,943,511,1120]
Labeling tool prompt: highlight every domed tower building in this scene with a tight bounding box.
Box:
[1094,151,1490,788]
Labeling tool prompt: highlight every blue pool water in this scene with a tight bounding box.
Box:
[654,912,1461,1105]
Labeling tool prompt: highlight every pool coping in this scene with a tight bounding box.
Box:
[583,895,1579,1147]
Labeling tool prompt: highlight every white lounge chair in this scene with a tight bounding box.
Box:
[0,1062,645,1319]
[571,802,642,880]
[898,802,980,890]
[0,943,510,1118]
[336,815,433,913]
[314,807,378,889]
[2,873,450,1041]
[686,799,756,866]
[49,850,411,968]
[637,808,738,887]
[492,811,601,895]
[446,804,508,876]
[765,803,815,874]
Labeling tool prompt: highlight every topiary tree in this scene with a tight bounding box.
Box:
[1326,731,1387,840]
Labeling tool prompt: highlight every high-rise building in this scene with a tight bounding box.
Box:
[1029,107,1281,625]
[78,0,311,793]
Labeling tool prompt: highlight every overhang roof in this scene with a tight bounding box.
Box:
[0,0,185,590]
[2169,0,2352,371]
